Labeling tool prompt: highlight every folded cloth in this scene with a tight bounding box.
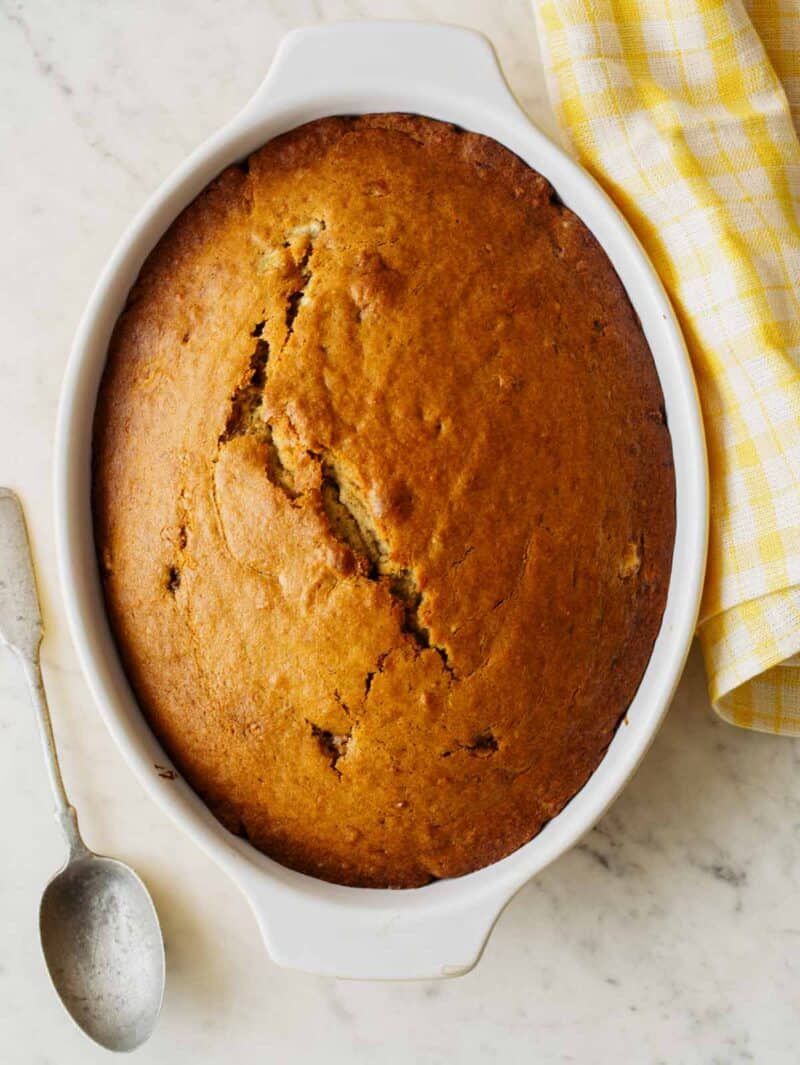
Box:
[532,0,800,733]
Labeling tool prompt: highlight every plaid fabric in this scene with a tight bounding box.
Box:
[532,0,800,733]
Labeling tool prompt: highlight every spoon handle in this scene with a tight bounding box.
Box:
[0,489,85,858]
[20,653,85,857]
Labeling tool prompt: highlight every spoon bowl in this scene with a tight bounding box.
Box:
[39,850,165,1052]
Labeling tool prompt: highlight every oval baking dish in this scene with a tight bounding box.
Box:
[55,21,708,979]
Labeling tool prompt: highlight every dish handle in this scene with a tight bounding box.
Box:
[237,20,523,123]
[238,870,515,979]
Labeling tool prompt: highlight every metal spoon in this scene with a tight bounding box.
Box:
[0,488,165,1052]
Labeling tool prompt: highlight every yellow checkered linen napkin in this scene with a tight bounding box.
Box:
[531,0,800,733]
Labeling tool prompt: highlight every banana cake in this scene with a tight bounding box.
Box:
[93,114,675,887]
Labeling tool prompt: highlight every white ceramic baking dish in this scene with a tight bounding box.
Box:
[54,21,708,980]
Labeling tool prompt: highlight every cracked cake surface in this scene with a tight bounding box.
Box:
[93,114,675,887]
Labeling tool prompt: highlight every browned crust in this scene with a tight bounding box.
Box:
[93,114,675,887]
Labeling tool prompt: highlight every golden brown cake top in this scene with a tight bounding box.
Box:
[93,115,675,887]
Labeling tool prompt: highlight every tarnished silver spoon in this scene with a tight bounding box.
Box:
[0,488,165,1052]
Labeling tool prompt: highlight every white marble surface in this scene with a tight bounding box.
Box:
[1,1,798,1061]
